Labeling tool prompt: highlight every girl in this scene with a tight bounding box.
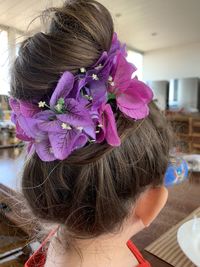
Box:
[10,0,172,266]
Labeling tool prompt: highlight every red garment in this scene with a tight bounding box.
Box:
[25,229,151,267]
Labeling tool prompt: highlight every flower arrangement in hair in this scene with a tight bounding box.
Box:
[9,33,153,162]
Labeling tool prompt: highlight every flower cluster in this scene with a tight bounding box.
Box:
[9,33,153,161]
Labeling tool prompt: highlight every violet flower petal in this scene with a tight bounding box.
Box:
[34,110,62,132]
[72,134,88,151]
[117,102,149,120]
[27,142,35,155]
[49,130,87,160]
[18,115,45,141]
[57,98,93,127]
[104,104,121,146]
[17,116,38,139]
[111,53,136,93]
[38,118,65,133]
[109,33,121,55]
[50,71,74,107]
[11,113,17,124]
[89,81,107,109]
[15,121,33,141]
[97,104,121,146]
[83,125,96,139]
[130,79,154,104]
[34,110,55,120]
[92,52,108,68]
[35,139,57,162]
[9,98,20,115]
[96,126,105,143]
[117,80,153,120]
[71,77,87,99]
[20,101,40,117]
[109,32,127,57]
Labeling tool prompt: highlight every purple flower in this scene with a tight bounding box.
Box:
[33,106,89,160]
[50,71,75,107]
[117,79,153,119]
[34,82,96,160]
[109,53,153,120]
[10,84,95,161]
[73,33,125,101]
[36,100,95,137]
[9,98,20,116]
[35,138,57,161]
[9,32,153,161]
[9,102,55,161]
[9,98,40,142]
[109,32,127,58]
[48,130,87,160]
[97,103,121,146]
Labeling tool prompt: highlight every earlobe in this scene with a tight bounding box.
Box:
[134,186,168,227]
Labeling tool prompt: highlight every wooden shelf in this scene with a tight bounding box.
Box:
[193,143,200,148]
[193,121,200,127]
[167,113,200,153]
[177,133,190,138]
[191,133,200,137]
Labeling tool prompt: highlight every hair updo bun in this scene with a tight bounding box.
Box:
[10,0,173,241]
[11,0,113,100]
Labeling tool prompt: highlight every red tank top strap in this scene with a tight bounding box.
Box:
[25,231,151,267]
[24,227,58,267]
[126,240,151,267]
[39,227,58,247]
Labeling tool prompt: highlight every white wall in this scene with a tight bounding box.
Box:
[143,42,200,81]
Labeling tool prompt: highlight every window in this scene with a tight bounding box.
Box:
[0,30,9,95]
[173,79,178,102]
[169,79,179,108]
[127,50,143,80]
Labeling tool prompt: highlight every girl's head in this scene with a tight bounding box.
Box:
[10,0,172,241]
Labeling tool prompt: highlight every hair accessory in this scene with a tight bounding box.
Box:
[9,33,153,161]
[164,157,188,186]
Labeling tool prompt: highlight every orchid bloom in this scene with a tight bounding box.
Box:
[97,103,121,146]
[109,53,153,120]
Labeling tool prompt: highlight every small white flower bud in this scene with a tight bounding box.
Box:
[92,74,99,80]
[38,101,46,108]
[80,67,86,73]
[61,123,72,130]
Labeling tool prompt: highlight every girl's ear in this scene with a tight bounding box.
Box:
[134,186,168,226]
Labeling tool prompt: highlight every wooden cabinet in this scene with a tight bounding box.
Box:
[167,113,200,153]
[0,183,41,266]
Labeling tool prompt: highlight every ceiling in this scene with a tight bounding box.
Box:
[0,0,200,52]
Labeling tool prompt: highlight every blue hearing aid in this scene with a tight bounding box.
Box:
[164,157,189,187]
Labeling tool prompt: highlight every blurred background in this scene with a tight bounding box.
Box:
[0,1,200,266]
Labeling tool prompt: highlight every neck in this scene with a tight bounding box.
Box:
[45,217,145,267]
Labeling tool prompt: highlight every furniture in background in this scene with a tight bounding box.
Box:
[0,95,10,121]
[167,113,200,153]
[0,148,41,266]
[147,77,200,113]
[0,183,41,266]
[0,95,21,148]
[0,147,39,267]
[169,77,200,112]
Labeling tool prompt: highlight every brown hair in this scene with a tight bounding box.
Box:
[10,0,172,241]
